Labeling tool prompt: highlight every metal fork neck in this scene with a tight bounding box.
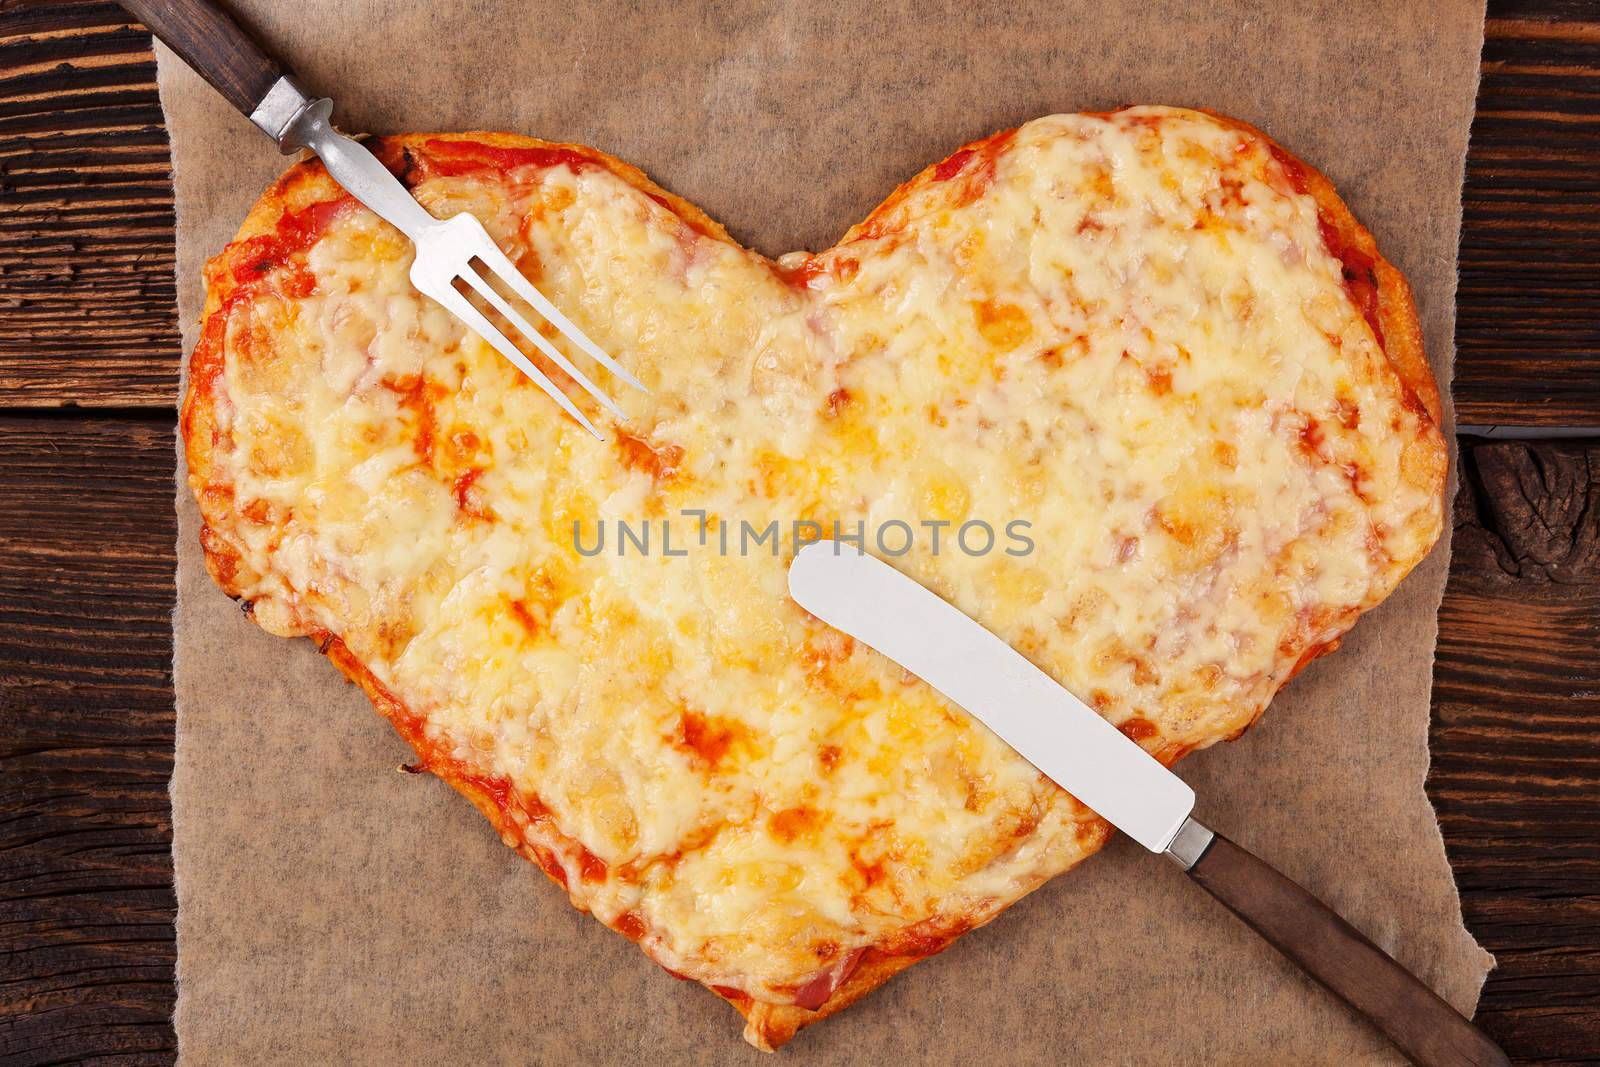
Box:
[246,79,432,241]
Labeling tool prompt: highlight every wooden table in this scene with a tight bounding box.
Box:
[2,1,1596,1062]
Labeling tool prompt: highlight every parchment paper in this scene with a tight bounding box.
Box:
[162,2,1491,1062]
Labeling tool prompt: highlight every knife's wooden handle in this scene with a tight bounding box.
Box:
[120,0,285,116]
[1187,831,1507,1067]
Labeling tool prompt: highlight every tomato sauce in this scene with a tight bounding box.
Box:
[230,195,354,280]
[416,139,597,178]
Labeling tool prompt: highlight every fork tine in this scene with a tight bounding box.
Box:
[432,285,604,440]
[457,265,627,422]
[472,238,647,394]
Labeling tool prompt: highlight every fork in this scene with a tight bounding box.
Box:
[121,0,644,439]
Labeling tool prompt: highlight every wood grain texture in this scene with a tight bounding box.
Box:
[0,1,1597,1065]
[0,1,180,407]
[1461,9,1600,425]
[0,415,177,1065]
[1433,438,1600,1062]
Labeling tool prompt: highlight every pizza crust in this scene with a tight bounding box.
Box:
[182,110,1446,1049]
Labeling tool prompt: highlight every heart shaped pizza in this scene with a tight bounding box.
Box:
[183,106,1446,1049]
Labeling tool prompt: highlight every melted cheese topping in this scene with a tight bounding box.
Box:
[190,108,1444,1012]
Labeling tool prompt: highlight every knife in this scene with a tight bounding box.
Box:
[788,541,1508,1067]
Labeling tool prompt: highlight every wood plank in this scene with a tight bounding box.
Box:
[1432,438,1600,1060]
[1460,13,1600,425]
[0,2,180,408]
[0,414,177,1064]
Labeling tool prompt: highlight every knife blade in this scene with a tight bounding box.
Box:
[787,540,1509,1067]
[787,538,1201,857]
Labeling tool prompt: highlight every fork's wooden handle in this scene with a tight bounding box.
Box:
[1187,832,1508,1067]
[120,0,285,115]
